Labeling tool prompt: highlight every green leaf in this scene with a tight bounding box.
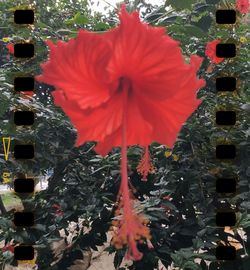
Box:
[167,0,196,10]
[184,25,206,38]
[95,22,110,30]
[194,15,212,32]
[89,158,102,162]
[36,21,48,28]
[198,253,216,260]
[8,5,29,11]
[159,15,178,25]
[145,12,164,23]
[114,250,124,269]
[110,169,120,176]
[74,12,89,25]
[241,103,250,112]
[161,201,177,211]
[206,0,220,4]
[65,12,89,25]
[183,261,201,270]
[33,224,47,232]
[171,253,183,266]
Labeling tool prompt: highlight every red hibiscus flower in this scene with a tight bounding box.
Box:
[236,0,249,14]
[6,43,14,55]
[205,39,224,64]
[36,5,205,260]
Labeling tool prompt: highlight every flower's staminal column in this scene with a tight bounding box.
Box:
[120,78,130,211]
[112,78,150,261]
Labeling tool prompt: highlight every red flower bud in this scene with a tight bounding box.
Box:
[6,43,14,55]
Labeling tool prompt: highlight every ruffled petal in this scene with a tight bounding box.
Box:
[105,5,189,101]
[36,30,112,109]
[52,89,123,145]
[135,55,205,148]
[94,93,153,156]
[95,26,205,155]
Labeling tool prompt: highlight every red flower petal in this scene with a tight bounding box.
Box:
[38,6,205,154]
[20,91,33,98]
[135,55,204,148]
[6,43,14,55]
[105,5,189,101]
[205,40,224,64]
[236,0,249,14]
[52,89,124,145]
[36,31,112,110]
[137,95,202,148]
[94,89,153,156]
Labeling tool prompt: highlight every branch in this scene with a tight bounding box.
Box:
[0,195,7,215]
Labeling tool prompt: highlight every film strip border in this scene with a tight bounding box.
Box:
[1,2,246,268]
[4,9,36,264]
[215,6,241,263]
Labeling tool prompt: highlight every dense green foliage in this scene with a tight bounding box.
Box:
[0,0,249,269]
